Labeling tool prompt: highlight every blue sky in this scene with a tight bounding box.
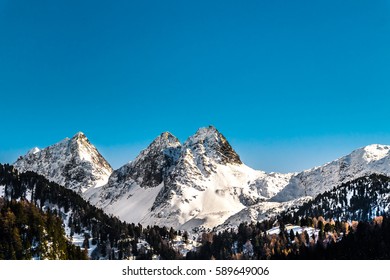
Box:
[1,0,390,172]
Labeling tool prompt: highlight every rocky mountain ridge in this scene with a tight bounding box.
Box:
[14,132,113,194]
[12,127,390,231]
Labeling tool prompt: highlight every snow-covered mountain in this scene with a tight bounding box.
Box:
[216,196,312,231]
[12,128,390,232]
[292,174,390,222]
[86,131,182,222]
[14,132,113,194]
[272,144,390,202]
[89,126,291,230]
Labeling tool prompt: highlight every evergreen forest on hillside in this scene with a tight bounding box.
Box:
[2,164,390,260]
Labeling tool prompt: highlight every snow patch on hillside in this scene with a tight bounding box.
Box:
[103,183,164,223]
[272,144,390,202]
[0,185,5,197]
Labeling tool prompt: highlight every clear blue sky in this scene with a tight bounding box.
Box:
[1,0,390,172]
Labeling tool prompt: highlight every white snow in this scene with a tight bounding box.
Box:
[103,183,164,223]
[217,196,312,231]
[0,185,5,197]
[171,235,201,256]
[362,144,390,162]
[14,132,113,194]
[63,209,97,257]
[13,126,390,233]
[89,127,293,230]
[266,224,319,237]
[346,190,353,206]
[273,144,390,202]
[27,147,40,155]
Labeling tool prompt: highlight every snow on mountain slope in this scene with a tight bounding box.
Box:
[87,132,182,211]
[11,128,390,231]
[272,144,390,202]
[249,172,295,199]
[0,185,5,197]
[91,126,291,230]
[217,196,312,231]
[292,174,390,222]
[143,163,263,230]
[140,126,262,229]
[14,132,113,194]
[152,126,290,209]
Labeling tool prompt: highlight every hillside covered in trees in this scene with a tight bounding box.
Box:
[0,164,183,260]
[290,174,390,221]
[187,215,390,260]
[0,198,87,259]
[3,163,390,260]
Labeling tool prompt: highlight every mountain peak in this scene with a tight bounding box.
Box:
[363,144,390,156]
[111,132,182,189]
[161,131,175,138]
[134,132,181,161]
[72,131,86,139]
[71,131,89,143]
[27,147,40,155]
[192,125,218,139]
[185,126,242,165]
[349,144,390,163]
[73,131,85,137]
[153,131,180,147]
[14,132,113,193]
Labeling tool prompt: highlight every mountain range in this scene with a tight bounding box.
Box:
[11,126,390,231]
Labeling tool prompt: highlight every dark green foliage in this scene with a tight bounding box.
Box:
[284,216,390,259]
[189,174,390,260]
[191,215,390,260]
[0,164,181,260]
[292,174,390,221]
[0,199,87,260]
[5,162,390,260]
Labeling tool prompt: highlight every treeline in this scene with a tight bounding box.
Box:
[0,198,87,259]
[188,179,390,261]
[4,162,390,260]
[189,215,390,260]
[0,164,180,260]
[287,216,390,259]
[290,174,390,221]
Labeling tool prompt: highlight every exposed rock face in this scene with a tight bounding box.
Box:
[14,132,113,194]
[90,126,288,230]
[15,127,390,232]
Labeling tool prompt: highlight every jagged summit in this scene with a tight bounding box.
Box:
[71,131,91,145]
[112,131,182,189]
[16,127,390,231]
[71,131,88,143]
[14,132,113,193]
[142,131,181,153]
[87,131,184,222]
[184,125,242,165]
[89,126,280,228]
[160,131,179,142]
[73,131,86,138]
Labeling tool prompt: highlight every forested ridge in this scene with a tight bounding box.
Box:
[188,214,390,259]
[290,174,390,221]
[0,198,87,259]
[0,164,181,260]
[3,163,390,260]
[188,174,390,260]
